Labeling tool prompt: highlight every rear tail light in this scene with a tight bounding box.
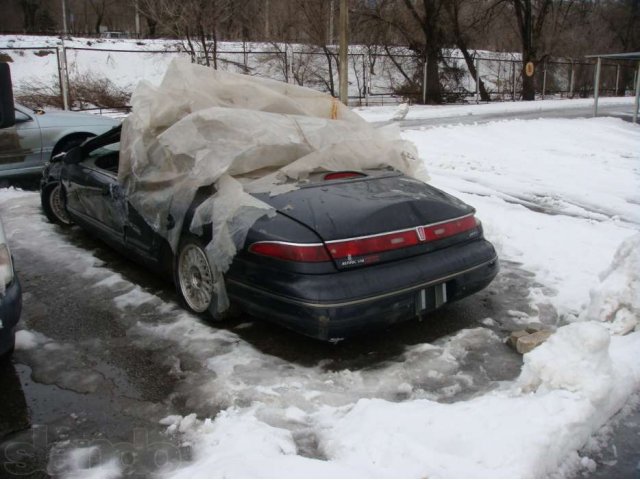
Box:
[326,214,479,260]
[248,241,331,262]
[248,214,479,264]
[323,171,366,181]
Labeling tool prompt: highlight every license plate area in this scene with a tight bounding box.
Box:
[415,283,448,314]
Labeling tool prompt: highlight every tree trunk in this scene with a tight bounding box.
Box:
[425,48,441,104]
[322,46,336,96]
[521,53,536,100]
[458,46,490,102]
[146,17,157,37]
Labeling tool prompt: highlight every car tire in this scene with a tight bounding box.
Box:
[174,235,229,320]
[41,182,73,227]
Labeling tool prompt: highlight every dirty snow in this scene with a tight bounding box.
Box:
[1,111,639,477]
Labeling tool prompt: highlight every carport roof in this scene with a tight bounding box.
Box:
[585,52,640,61]
[588,51,640,124]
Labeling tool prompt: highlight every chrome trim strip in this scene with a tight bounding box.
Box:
[324,213,476,244]
[227,256,497,309]
[249,240,325,248]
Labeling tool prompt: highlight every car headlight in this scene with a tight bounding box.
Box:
[0,243,14,288]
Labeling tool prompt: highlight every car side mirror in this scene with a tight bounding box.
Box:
[63,146,83,165]
[0,63,15,129]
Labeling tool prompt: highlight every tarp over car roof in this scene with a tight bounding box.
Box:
[118,59,427,314]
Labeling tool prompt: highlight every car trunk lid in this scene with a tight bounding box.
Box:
[252,172,480,269]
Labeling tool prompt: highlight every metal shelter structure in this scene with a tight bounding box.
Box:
[586,52,640,123]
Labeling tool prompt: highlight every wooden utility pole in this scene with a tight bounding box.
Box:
[338,0,349,105]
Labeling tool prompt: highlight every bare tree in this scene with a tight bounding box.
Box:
[17,0,40,32]
[357,0,447,103]
[88,0,115,34]
[505,0,574,100]
[138,0,233,68]
[443,0,491,101]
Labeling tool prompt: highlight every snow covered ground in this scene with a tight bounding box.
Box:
[1,113,639,477]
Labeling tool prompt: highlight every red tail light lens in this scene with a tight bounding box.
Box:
[326,214,479,260]
[323,171,366,181]
[249,215,479,264]
[249,242,331,262]
[327,229,420,259]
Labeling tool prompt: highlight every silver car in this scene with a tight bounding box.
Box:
[0,103,119,181]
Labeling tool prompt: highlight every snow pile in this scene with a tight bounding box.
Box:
[581,234,640,335]
[159,323,640,478]
[120,58,423,313]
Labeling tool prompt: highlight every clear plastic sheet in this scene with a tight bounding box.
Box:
[118,59,427,314]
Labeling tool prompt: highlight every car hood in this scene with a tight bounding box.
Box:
[35,110,120,128]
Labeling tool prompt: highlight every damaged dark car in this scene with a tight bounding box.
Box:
[42,125,498,340]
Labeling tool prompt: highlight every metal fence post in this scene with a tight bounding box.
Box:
[58,45,70,110]
[512,60,517,100]
[475,57,480,103]
[634,60,640,124]
[593,57,602,117]
[615,64,620,95]
[542,60,547,99]
[360,53,367,105]
[422,57,427,104]
[569,62,575,98]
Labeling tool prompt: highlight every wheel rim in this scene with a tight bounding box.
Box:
[178,244,214,313]
[50,184,71,224]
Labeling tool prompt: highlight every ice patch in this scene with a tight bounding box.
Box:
[14,329,48,350]
[50,446,122,479]
[93,273,126,289]
[113,286,159,310]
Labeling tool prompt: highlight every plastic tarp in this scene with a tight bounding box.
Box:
[118,58,427,314]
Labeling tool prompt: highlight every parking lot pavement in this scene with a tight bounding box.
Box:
[0,192,555,476]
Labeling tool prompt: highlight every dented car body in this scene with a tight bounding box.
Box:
[48,125,498,340]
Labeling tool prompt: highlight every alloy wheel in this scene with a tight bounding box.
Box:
[178,243,214,313]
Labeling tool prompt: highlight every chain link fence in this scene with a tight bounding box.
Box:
[1,42,637,110]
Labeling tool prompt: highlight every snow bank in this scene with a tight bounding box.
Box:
[581,234,640,335]
[355,96,637,123]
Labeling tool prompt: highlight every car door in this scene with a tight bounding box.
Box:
[64,140,126,243]
[0,106,42,178]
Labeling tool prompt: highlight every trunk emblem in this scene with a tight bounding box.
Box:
[416,226,426,242]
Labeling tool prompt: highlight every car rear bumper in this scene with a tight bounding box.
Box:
[0,276,22,356]
[227,239,498,340]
